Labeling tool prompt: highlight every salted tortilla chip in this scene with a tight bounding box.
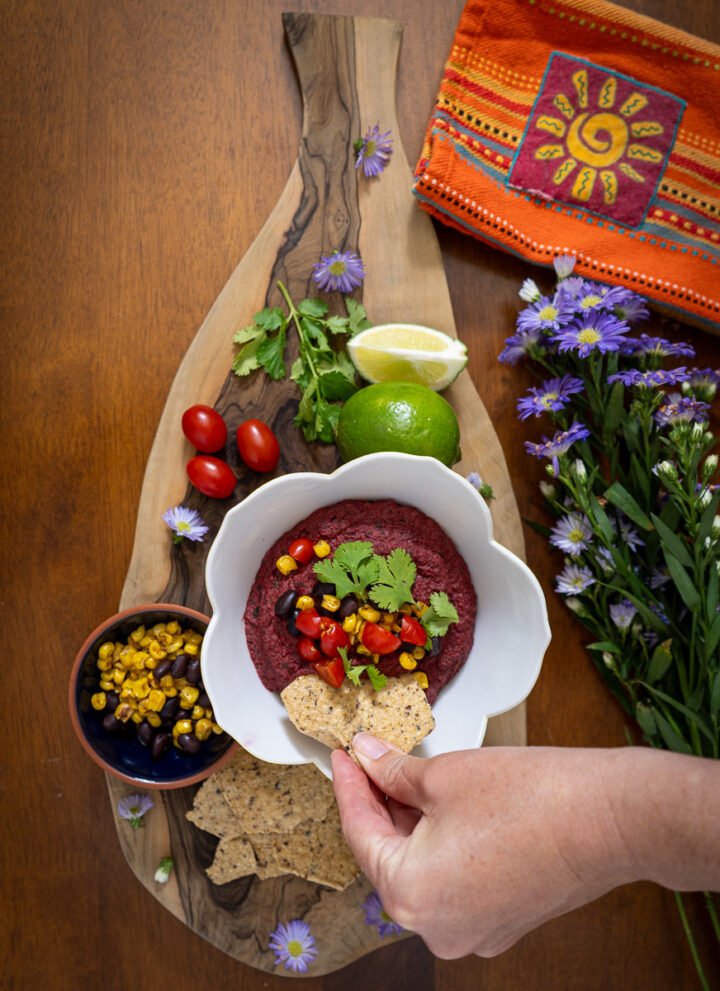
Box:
[186,777,242,839]
[280,674,435,754]
[220,759,334,833]
[205,835,257,884]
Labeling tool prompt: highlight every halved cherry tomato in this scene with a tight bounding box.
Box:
[400,615,427,646]
[186,455,236,499]
[361,621,401,655]
[297,637,322,663]
[236,418,280,473]
[181,404,227,453]
[319,620,349,657]
[288,537,314,565]
[295,608,322,638]
[313,656,345,688]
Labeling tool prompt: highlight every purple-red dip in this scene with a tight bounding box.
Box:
[243,499,477,704]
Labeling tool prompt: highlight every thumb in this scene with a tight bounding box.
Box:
[352,732,429,810]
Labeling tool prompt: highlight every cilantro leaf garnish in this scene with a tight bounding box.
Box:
[420,591,459,637]
[369,548,416,612]
[313,541,378,600]
[231,283,371,444]
[338,647,387,692]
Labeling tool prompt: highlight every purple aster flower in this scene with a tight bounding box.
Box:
[655,396,711,427]
[498,325,545,364]
[649,601,670,626]
[117,794,154,829]
[555,563,595,595]
[312,249,365,294]
[517,295,575,332]
[269,920,317,973]
[551,310,630,358]
[607,367,691,389]
[650,566,671,589]
[355,123,393,177]
[682,367,720,402]
[524,421,591,475]
[610,599,637,631]
[162,505,209,544]
[619,334,693,358]
[594,545,616,575]
[517,374,585,420]
[466,471,494,500]
[555,276,586,301]
[549,512,593,556]
[614,517,645,551]
[553,254,576,279]
[612,293,650,323]
[363,891,405,937]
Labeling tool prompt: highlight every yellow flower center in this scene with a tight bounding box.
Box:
[365,139,377,156]
[287,940,304,959]
[568,527,585,544]
[540,391,559,408]
[577,328,601,345]
[580,294,603,309]
[328,260,346,276]
[176,521,191,533]
[538,305,558,320]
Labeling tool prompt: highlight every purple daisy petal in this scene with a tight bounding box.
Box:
[269,920,318,973]
[517,374,585,420]
[363,891,405,937]
[312,249,365,294]
[551,310,630,358]
[355,124,393,177]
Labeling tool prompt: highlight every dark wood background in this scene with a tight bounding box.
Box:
[2,1,718,989]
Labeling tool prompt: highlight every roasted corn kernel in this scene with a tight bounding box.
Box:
[321,595,341,612]
[173,718,193,737]
[296,595,315,611]
[358,605,381,623]
[183,643,199,657]
[412,646,426,661]
[313,539,331,558]
[276,555,298,576]
[413,672,429,690]
[91,692,106,711]
[179,685,200,709]
[98,642,115,660]
[194,718,213,742]
[399,651,417,671]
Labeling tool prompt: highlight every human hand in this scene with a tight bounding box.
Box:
[332,738,634,958]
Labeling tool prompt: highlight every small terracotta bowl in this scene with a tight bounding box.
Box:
[69,603,237,790]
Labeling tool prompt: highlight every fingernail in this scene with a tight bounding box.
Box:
[353,733,390,760]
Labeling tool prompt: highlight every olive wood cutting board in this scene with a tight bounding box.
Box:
[107,12,529,976]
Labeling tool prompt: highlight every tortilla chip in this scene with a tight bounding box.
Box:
[280,674,435,754]
[186,778,242,839]
[221,758,334,833]
[205,835,257,884]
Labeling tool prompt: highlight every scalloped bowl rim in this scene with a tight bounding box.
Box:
[202,453,551,778]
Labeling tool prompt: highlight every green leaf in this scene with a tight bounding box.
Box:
[586,641,622,654]
[650,513,693,569]
[256,329,286,380]
[421,592,459,637]
[664,554,701,612]
[698,491,720,543]
[369,548,417,612]
[325,314,351,335]
[345,297,371,335]
[705,613,720,661]
[297,297,328,319]
[587,498,615,544]
[300,316,331,354]
[604,482,653,531]
[289,356,309,388]
[635,704,657,738]
[604,380,626,434]
[318,368,358,402]
[366,665,388,691]
[232,323,266,345]
[707,565,719,624]
[313,542,377,600]
[711,671,720,720]
[642,683,715,744]
[653,710,693,753]
[254,306,286,331]
[646,640,673,684]
[231,335,264,377]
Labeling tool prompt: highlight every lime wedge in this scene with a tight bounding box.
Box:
[347,324,468,392]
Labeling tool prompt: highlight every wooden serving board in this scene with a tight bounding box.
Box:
[108,12,528,976]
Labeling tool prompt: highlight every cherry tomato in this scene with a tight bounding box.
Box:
[295,608,322,638]
[186,455,236,499]
[288,537,314,565]
[319,620,349,657]
[181,404,227,453]
[297,636,322,664]
[236,418,280,473]
[361,621,401,656]
[313,656,345,688]
[400,615,427,646]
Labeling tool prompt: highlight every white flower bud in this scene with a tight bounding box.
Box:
[565,597,583,614]
[656,460,678,483]
[545,463,557,478]
[703,454,718,481]
[154,857,173,884]
[519,278,541,303]
[572,458,587,482]
[539,480,556,500]
[602,651,616,670]
[712,515,720,540]
[699,487,713,508]
[691,422,705,442]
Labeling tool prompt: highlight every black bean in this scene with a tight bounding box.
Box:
[177,733,201,755]
[338,595,359,619]
[312,581,336,599]
[274,589,298,618]
[137,722,154,747]
[152,733,170,759]
[159,696,180,722]
[186,657,201,685]
[286,608,301,637]
[154,658,172,679]
[429,636,443,657]
[170,653,188,679]
[197,690,211,708]
[102,713,121,733]
[105,690,120,711]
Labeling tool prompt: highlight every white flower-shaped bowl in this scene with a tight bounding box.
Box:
[202,453,551,778]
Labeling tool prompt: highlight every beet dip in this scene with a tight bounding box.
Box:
[243,498,477,704]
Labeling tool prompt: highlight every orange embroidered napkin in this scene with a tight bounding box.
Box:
[413,0,720,330]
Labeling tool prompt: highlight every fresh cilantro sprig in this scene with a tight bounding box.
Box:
[313,541,379,599]
[231,282,371,443]
[421,592,459,637]
[338,646,387,691]
[369,548,416,611]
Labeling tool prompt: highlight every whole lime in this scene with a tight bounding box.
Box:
[336,382,461,466]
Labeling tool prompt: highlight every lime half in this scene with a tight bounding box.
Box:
[347,324,468,391]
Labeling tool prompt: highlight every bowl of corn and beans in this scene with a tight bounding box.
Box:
[69,604,237,789]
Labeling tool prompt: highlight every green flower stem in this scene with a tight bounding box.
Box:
[674,891,711,991]
[704,892,720,942]
[276,281,320,381]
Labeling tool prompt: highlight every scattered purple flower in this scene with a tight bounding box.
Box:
[620,334,694,359]
[117,794,154,829]
[498,325,545,364]
[608,367,691,389]
[549,513,593,556]
[615,518,645,551]
[555,563,595,595]
[312,249,365,294]
[517,295,575,333]
[517,374,585,420]
[650,566,671,589]
[363,891,405,937]
[524,421,591,476]
[654,396,711,427]
[554,275,586,300]
[354,124,393,177]
[269,920,318,974]
[466,472,494,500]
[612,293,650,323]
[162,505,209,544]
[610,599,637,631]
[594,545,616,575]
[551,310,630,358]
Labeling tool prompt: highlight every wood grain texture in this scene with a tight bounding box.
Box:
[3,0,719,988]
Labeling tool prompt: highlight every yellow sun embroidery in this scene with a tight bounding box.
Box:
[534,68,664,204]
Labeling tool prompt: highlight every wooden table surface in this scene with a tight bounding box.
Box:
[3,1,718,989]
